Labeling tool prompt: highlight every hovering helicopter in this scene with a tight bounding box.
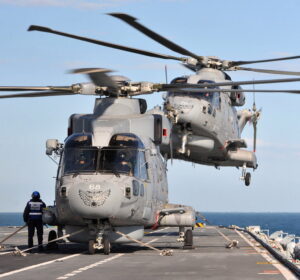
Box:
[18,13,300,186]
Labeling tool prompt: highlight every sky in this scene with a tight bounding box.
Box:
[0,0,299,212]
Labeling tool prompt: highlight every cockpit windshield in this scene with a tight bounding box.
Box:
[62,133,148,180]
[195,80,220,109]
[63,133,98,174]
[168,78,220,109]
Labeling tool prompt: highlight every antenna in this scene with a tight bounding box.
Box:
[164,65,168,83]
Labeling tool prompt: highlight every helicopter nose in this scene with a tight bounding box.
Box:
[67,181,123,219]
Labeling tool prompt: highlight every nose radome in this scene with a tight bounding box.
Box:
[68,182,123,219]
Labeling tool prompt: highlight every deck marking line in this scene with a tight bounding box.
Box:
[56,229,171,280]
[0,253,83,278]
[236,230,297,280]
[56,253,124,279]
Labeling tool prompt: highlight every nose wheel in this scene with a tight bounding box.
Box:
[88,235,111,255]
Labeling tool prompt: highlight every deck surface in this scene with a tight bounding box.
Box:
[0,226,296,280]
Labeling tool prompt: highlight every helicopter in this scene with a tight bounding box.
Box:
[18,13,300,186]
[0,67,200,255]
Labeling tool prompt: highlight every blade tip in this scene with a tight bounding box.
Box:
[27,25,52,32]
[107,13,137,21]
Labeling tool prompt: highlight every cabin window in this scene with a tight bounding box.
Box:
[140,184,144,197]
[132,180,139,196]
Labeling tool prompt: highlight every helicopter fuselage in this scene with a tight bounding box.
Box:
[163,68,256,169]
[44,97,195,244]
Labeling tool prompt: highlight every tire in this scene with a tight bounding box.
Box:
[88,240,96,255]
[102,236,110,255]
[184,229,193,248]
[47,230,58,250]
[245,172,251,186]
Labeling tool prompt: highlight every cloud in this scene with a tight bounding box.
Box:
[0,0,140,9]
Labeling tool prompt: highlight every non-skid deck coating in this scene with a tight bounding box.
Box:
[0,226,297,280]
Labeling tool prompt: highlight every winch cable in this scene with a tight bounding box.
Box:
[115,230,173,256]
[13,228,85,256]
[0,224,27,249]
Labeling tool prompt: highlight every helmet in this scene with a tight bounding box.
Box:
[32,191,40,199]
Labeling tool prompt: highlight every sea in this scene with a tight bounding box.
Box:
[0,212,299,236]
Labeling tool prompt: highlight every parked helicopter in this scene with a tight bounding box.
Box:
[20,13,300,186]
[0,68,199,254]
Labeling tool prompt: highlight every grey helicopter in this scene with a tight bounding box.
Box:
[0,68,198,254]
[19,13,300,186]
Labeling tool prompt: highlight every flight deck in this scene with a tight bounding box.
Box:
[0,226,297,280]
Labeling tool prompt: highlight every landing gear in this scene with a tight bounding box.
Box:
[245,172,251,186]
[87,220,112,255]
[177,226,185,242]
[47,230,58,250]
[183,229,194,249]
[88,240,96,255]
[177,227,194,249]
[240,163,251,186]
[102,235,111,255]
[88,236,111,255]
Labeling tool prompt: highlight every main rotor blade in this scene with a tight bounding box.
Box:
[160,77,300,90]
[109,13,202,61]
[232,66,300,76]
[28,25,184,61]
[0,86,51,91]
[163,88,300,94]
[0,86,72,92]
[0,91,76,99]
[71,68,119,89]
[230,55,300,66]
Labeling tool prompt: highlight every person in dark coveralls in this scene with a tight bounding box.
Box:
[23,191,46,252]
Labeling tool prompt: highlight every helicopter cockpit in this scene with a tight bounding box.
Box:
[62,133,148,180]
[167,77,220,110]
[197,80,220,109]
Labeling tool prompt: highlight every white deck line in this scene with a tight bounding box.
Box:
[0,253,83,278]
[236,230,297,280]
[55,229,171,280]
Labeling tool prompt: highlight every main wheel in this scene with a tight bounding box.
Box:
[184,229,193,249]
[102,235,111,255]
[88,240,96,255]
[47,230,58,250]
[245,172,251,186]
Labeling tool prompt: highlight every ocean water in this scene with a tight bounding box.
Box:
[202,212,300,236]
[0,212,299,236]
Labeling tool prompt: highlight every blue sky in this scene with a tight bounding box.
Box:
[0,0,299,212]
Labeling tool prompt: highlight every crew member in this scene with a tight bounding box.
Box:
[23,191,46,252]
